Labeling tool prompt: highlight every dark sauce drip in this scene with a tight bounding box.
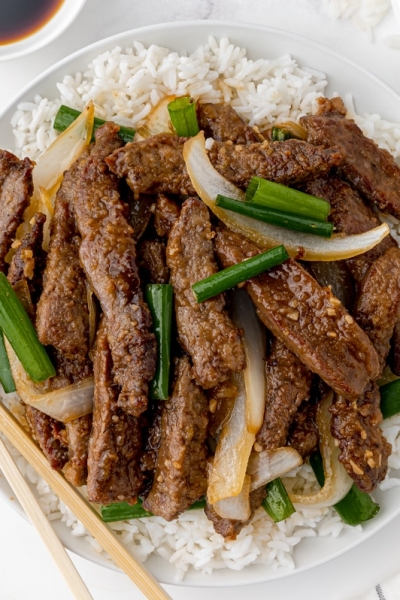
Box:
[0,0,65,45]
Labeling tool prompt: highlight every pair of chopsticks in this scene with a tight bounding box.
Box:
[0,401,172,600]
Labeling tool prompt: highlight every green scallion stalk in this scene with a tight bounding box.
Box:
[271,127,292,141]
[380,379,400,419]
[216,195,333,238]
[0,273,55,382]
[53,105,136,144]
[192,245,289,303]
[309,452,380,526]
[245,177,330,222]
[101,498,206,523]
[0,331,15,393]
[262,478,295,522]
[167,97,199,137]
[145,284,173,400]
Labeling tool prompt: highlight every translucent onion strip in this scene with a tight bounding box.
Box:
[183,132,389,261]
[247,447,303,492]
[289,392,353,508]
[135,95,176,140]
[5,341,94,423]
[213,474,251,521]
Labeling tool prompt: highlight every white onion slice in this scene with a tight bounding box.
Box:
[247,447,303,491]
[183,132,389,261]
[213,474,251,521]
[289,392,353,508]
[232,289,266,434]
[5,340,93,423]
[135,95,176,140]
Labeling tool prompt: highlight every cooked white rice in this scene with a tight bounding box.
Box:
[5,36,400,581]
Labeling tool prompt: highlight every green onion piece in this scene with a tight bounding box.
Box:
[0,331,15,393]
[309,452,380,526]
[167,97,199,137]
[53,105,136,144]
[0,273,55,383]
[192,245,289,303]
[145,284,173,400]
[216,195,333,238]
[271,127,292,141]
[262,478,295,523]
[245,177,330,222]
[101,498,206,523]
[380,379,400,420]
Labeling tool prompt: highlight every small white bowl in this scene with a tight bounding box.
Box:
[0,0,87,62]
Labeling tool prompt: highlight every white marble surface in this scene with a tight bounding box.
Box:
[1,1,400,599]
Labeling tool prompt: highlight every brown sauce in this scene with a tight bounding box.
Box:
[0,0,64,45]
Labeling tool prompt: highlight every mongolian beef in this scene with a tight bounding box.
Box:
[2,91,400,547]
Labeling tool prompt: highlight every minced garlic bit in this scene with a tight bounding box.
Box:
[349,459,364,475]
[288,298,299,308]
[327,308,336,316]
[253,442,263,452]
[209,399,217,414]
[287,310,300,321]
[11,239,22,249]
[327,331,337,338]
[345,314,354,324]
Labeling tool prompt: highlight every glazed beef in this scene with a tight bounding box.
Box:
[138,238,169,284]
[25,407,69,470]
[106,133,344,196]
[205,487,266,540]
[153,193,180,238]
[214,228,379,398]
[256,338,312,450]
[87,319,145,504]
[288,400,319,459]
[0,151,33,271]
[36,153,91,363]
[166,197,245,389]
[140,402,164,476]
[63,415,92,487]
[74,122,156,416]
[142,356,208,521]
[301,97,400,219]
[354,247,400,374]
[197,102,261,144]
[330,384,391,492]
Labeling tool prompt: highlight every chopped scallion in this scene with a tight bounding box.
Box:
[0,331,15,393]
[0,273,55,383]
[145,284,173,400]
[271,127,292,141]
[262,478,295,522]
[380,379,400,420]
[53,105,135,144]
[101,498,206,523]
[216,195,333,238]
[192,245,289,303]
[245,177,330,222]
[167,97,199,137]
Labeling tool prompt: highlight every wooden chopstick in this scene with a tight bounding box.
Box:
[0,402,172,600]
[0,436,94,600]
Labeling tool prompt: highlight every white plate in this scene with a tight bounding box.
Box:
[1,20,400,589]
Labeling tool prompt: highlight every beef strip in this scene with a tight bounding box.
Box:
[140,401,163,475]
[36,154,91,363]
[25,407,69,470]
[353,247,400,374]
[330,383,391,492]
[205,487,267,540]
[214,228,379,398]
[153,193,180,238]
[105,133,344,196]
[138,238,169,284]
[256,338,313,450]
[87,318,145,504]
[166,197,245,389]
[197,102,262,144]
[142,356,208,521]
[288,400,319,459]
[74,122,156,416]
[63,415,92,487]
[301,97,400,219]
[390,323,400,375]
[0,151,33,272]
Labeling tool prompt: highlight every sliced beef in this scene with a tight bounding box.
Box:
[353,247,400,374]
[138,238,169,284]
[214,228,379,398]
[330,384,391,492]
[36,155,91,363]
[0,151,33,272]
[127,192,156,241]
[205,487,266,540]
[25,406,68,470]
[87,318,145,504]
[140,401,163,476]
[166,197,245,389]
[256,338,312,450]
[105,133,344,196]
[142,356,208,521]
[197,102,261,144]
[301,97,400,219]
[153,193,180,238]
[74,122,156,416]
[390,322,400,375]
[305,260,354,311]
[63,415,92,487]
[288,400,319,459]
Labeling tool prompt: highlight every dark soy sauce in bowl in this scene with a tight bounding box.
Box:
[0,0,64,45]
